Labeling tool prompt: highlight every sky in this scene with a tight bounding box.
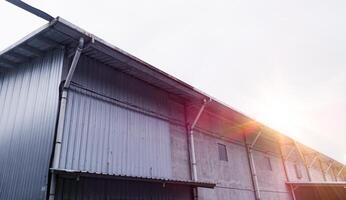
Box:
[0,0,345,164]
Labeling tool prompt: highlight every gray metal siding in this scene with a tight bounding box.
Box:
[70,56,170,117]
[55,176,192,200]
[0,49,64,199]
[57,56,173,178]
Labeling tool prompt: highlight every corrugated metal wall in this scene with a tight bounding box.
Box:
[0,49,64,199]
[57,56,172,178]
[55,176,192,200]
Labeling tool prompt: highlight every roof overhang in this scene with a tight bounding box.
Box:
[0,17,252,125]
[51,168,216,188]
[286,181,346,188]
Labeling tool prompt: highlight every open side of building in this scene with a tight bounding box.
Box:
[0,17,345,200]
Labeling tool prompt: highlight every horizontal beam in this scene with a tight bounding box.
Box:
[18,44,44,57]
[5,51,31,61]
[36,36,61,47]
[0,59,16,68]
[6,0,54,21]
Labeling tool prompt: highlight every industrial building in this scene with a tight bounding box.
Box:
[0,3,345,200]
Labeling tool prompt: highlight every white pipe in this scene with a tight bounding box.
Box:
[49,38,84,200]
[187,99,210,200]
[247,145,261,200]
[64,38,84,88]
[188,99,210,182]
[294,141,312,181]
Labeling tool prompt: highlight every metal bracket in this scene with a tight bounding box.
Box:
[308,154,319,169]
[336,166,344,177]
[190,98,211,131]
[325,160,334,174]
[284,146,296,161]
[249,131,262,149]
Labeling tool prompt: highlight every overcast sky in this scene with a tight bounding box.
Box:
[1,0,345,164]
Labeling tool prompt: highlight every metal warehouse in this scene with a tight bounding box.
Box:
[0,8,346,200]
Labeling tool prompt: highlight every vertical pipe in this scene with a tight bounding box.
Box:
[189,128,198,181]
[278,140,291,181]
[48,38,84,200]
[294,142,311,181]
[243,133,261,200]
[277,138,296,200]
[185,99,210,200]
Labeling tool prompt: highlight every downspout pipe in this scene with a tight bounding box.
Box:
[48,38,84,200]
[187,98,210,200]
[277,139,296,200]
[189,98,209,181]
[244,133,261,200]
[294,141,312,181]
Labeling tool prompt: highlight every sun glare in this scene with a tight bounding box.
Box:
[254,93,304,140]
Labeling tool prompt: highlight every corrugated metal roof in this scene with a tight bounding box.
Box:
[52,168,216,188]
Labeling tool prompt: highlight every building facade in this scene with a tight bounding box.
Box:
[0,18,345,200]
